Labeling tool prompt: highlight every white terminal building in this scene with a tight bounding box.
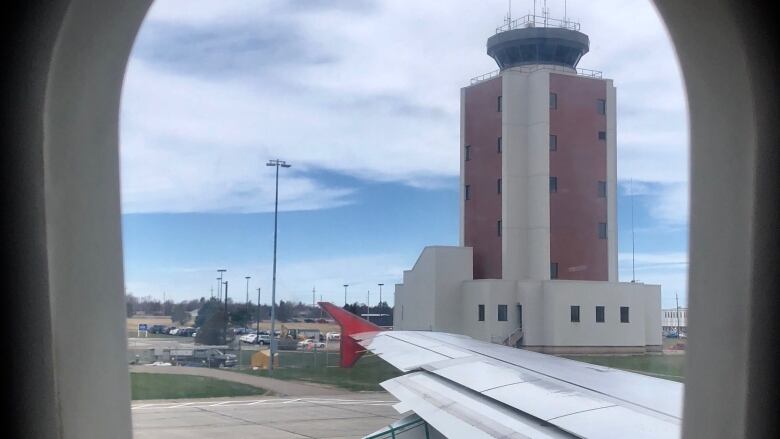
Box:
[662,308,688,334]
[393,16,662,354]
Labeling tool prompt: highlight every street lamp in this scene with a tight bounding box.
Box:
[378,283,384,307]
[266,159,291,375]
[366,289,370,323]
[343,284,349,306]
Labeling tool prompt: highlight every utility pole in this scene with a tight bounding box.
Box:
[378,283,384,307]
[366,289,370,323]
[312,286,316,310]
[217,269,227,301]
[266,159,291,375]
[343,284,349,306]
[223,281,229,345]
[676,292,681,336]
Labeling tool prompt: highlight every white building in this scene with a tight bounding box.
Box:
[393,18,662,354]
[662,308,688,334]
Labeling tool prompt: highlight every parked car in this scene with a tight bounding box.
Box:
[145,361,172,366]
[163,326,176,334]
[326,332,341,341]
[257,334,270,345]
[240,333,258,344]
[177,327,195,336]
[303,318,315,323]
[168,327,180,335]
[148,324,167,334]
[316,318,327,323]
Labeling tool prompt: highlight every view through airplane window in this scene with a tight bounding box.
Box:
[121,1,689,437]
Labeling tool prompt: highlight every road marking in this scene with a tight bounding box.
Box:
[132,397,395,411]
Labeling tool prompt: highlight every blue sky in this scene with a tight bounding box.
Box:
[120,0,689,308]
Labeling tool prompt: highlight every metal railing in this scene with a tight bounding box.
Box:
[496,14,580,33]
[470,65,603,85]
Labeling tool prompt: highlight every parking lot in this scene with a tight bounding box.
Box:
[132,393,402,439]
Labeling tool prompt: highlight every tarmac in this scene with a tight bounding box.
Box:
[131,393,403,439]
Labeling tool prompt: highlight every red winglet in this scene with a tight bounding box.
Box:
[319,302,383,368]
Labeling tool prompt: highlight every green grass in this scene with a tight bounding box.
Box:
[563,354,686,382]
[130,373,270,400]
[236,351,403,391]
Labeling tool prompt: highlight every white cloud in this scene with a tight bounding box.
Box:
[122,0,688,213]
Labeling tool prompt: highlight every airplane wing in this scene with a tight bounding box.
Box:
[320,302,683,439]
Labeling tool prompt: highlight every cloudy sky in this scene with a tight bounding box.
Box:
[120,0,689,308]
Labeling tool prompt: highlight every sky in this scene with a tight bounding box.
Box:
[120,0,689,309]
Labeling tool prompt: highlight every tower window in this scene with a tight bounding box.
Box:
[465,185,471,200]
[551,262,559,279]
[549,134,557,151]
[570,306,580,323]
[550,92,557,109]
[497,178,502,194]
[550,177,558,193]
[598,131,607,140]
[478,304,485,321]
[497,95,502,112]
[596,306,605,323]
[598,181,607,198]
[620,306,630,323]
[465,145,471,161]
[598,222,607,239]
[497,219,502,236]
[497,136,502,153]
[498,305,508,321]
[597,99,606,115]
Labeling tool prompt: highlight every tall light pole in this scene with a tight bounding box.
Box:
[343,284,349,306]
[217,269,227,301]
[378,283,384,307]
[366,289,370,323]
[245,276,251,314]
[223,280,229,345]
[676,292,681,336]
[267,159,291,375]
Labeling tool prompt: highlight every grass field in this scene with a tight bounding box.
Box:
[564,354,686,382]
[237,351,403,391]
[130,372,270,400]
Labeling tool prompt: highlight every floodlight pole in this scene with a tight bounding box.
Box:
[267,159,291,375]
[343,284,349,306]
[378,283,384,307]
[217,269,227,301]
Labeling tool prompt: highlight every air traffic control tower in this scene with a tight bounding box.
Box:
[462,15,617,284]
[395,14,660,354]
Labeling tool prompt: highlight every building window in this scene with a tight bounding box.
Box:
[597,99,606,115]
[498,305,508,321]
[549,134,557,151]
[478,304,485,321]
[598,131,607,140]
[497,95,502,112]
[596,306,605,323]
[550,262,559,279]
[598,222,607,239]
[550,176,558,193]
[465,185,471,200]
[598,181,607,198]
[465,145,471,161]
[497,136,502,153]
[497,178,502,194]
[497,219,502,236]
[570,306,580,323]
[620,306,630,323]
[550,92,557,109]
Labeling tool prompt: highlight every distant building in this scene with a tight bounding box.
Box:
[393,14,662,354]
[662,308,688,334]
